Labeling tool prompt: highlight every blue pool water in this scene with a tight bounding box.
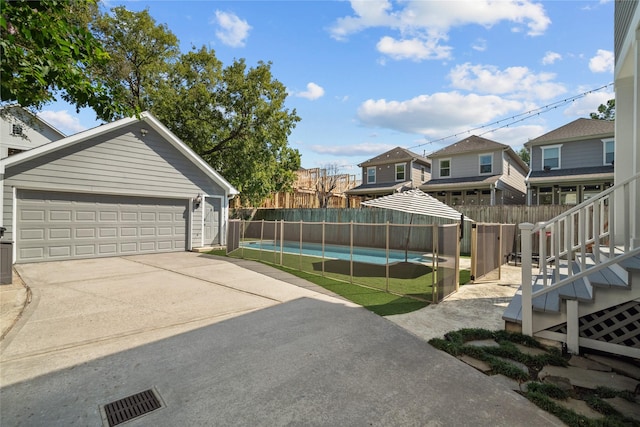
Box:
[240,240,430,265]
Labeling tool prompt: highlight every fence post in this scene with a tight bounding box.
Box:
[520,222,534,336]
[386,221,389,292]
[299,220,303,271]
[470,223,477,282]
[273,220,278,264]
[260,219,264,260]
[322,221,325,277]
[279,220,284,265]
[432,224,438,303]
[350,221,354,284]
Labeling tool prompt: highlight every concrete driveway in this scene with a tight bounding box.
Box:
[0,252,562,426]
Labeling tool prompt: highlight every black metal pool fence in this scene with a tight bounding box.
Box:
[227,219,460,303]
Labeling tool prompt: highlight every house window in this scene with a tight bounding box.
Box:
[560,186,577,205]
[420,167,425,182]
[440,159,451,177]
[542,145,562,170]
[395,163,405,181]
[11,124,23,136]
[538,186,553,205]
[603,139,614,165]
[479,154,492,174]
[367,167,376,184]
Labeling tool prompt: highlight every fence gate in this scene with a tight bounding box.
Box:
[470,223,516,282]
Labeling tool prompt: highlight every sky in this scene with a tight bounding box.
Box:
[40,0,615,176]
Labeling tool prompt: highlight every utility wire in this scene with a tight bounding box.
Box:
[408,82,613,153]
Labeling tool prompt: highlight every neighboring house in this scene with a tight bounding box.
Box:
[0,110,238,263]
[524,118,615,206]
[1,105,65,158]
[345,147,431,201]
[420,135,528,206]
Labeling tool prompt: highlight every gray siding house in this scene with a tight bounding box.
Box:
[1,105,65,158]
[0,111,238,263]
[525,118,615,205]
[421,135,528,206]
[345,147,431,201]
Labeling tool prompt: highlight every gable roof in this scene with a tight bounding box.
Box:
[0,111,238,195]
[1,104,66,139]
[428,135,507,158]
[361,189,473,222]
[525,118,614,147]
[359,146,430,167]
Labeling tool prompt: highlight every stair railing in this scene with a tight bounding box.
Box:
[519,171,640,336]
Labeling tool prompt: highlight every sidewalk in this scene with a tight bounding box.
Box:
[0,270,29,340]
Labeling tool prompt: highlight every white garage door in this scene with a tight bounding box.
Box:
[16,190,188,263]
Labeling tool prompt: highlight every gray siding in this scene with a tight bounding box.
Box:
[531,139,609,171]
[500,152,527,193]
[2,123,224,242]
[436,150,502,179]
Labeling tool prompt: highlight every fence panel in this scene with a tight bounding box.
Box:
[435,223,460,302]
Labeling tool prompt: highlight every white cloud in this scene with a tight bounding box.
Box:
[376,36,452,61]
[562,90,614,117]
[329,0,550,61]
[212,10,251,47]
[37,110,85,135]
[472,38,487,52]
[542,51,562,65]
[480,124,547,148]
[356,92,522,136]
[309,142,396,156]
[589,49,614,73]
[296,82,325,100]
[448,63,567,100]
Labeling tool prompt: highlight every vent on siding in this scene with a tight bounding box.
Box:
[100,388,164,426]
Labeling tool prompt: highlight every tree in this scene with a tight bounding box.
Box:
[518,147,530,166]
[590,99,615,121]
[91,6,179,115]
[316,164,342,208]
[149,48,301,206]
[0,0,129,120]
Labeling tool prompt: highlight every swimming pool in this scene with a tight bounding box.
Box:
[239,240,431,265]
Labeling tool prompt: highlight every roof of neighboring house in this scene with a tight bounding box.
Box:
[1,104,66,138]
[0,111,239,196]
[358,146,430,168]
[361,189,473,222]
[427,135,507,157]
[345,181,411,196]
[525,118,614,147]
[527,165,615,184]
[421,175,501,191]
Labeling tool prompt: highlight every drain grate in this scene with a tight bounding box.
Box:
[101,388,164,426]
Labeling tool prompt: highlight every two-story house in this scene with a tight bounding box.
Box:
[525,118,615,206]
[345,147,431,202]
[1,105,65,158]
[421,135,528,206]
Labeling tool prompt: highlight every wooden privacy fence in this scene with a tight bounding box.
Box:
[227,219,460,303]
[230,205,572,255]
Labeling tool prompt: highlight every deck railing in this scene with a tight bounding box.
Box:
[519,172,640,337]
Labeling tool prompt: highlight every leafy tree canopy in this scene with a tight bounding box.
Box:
[590,99,615,121]
[93,8,301,206]
[0,0,129,120]
[518,147,530,166]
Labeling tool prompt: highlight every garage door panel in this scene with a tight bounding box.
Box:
[16,190,188,263]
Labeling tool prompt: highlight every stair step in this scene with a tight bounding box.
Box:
[576,253,629,289]
[619,254,640,271]
[502,290,522,323]
[532,284,560,313]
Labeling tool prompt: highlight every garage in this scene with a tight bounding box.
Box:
[1,110,238,264]
[16,190,188,262]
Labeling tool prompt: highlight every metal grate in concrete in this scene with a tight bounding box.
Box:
[101,388,164,426]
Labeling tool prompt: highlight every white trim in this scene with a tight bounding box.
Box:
[541,144,562,170]
[0,112,239,196]
[366,166,376,184]
[439,158,451,178]
[478,153,493,175]
[394,162,406,182]
[12,187,16,263]
[602,138,615,165]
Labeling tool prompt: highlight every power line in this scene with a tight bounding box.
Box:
[408,82,614,153]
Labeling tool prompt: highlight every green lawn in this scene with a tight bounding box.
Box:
[213,248,471,316]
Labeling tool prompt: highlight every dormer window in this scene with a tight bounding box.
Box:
[603,139,614,165]
[367,166,376,184]
[542,144,562,170]
[12,124,23,136]
[395,163,405,181]
[479,154,492,174]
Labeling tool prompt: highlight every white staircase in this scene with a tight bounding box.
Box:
[503,173,640,358]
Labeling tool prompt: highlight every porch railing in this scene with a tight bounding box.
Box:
[519,172,640,338]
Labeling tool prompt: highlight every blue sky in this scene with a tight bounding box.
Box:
[41,0,615,176]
